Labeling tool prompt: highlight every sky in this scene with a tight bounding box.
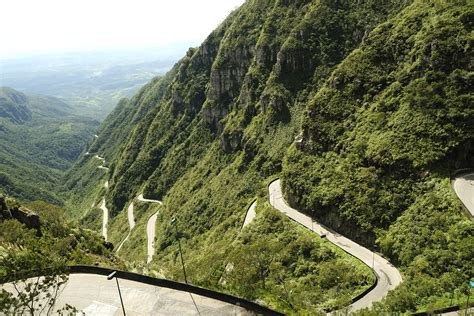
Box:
[0,0,245,59]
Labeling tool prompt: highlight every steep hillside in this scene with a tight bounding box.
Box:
[0,87,99,203]
[66,0,472,313]
[0,88,31,124]
[282,1,474,312]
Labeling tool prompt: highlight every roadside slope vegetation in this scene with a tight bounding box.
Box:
[282,1,474,312]
[66,0,473,313]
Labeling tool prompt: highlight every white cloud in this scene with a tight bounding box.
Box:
[0,0,245,58]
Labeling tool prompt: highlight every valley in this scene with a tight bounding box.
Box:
[0,50,184,119]
[0,87,99,203]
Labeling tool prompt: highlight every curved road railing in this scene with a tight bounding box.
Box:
[269,179,403,311]
[1,265,283,315]
[66,265,284,315]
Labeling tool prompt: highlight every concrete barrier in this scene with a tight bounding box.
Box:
[1,265,283,315]
[68,266,283,315]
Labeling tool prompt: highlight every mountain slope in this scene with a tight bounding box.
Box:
[66,0,472,313]
[0,88,32,124]
[0,87,99,203]
[282,1,473,312]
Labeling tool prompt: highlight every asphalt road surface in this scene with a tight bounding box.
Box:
[269,179,402,311]
[453,173,474,217]
[242,201,257,229]
[94,155,110,171]
[137,194,163,264]
[116,202,136,253]
[99,198,109,242]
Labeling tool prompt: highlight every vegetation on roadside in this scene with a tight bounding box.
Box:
[0,197,122,314]
[220,204,374,313]
[282,1,473,312]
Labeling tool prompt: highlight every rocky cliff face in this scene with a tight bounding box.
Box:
[0,196,41,234]
[10,206,41,233]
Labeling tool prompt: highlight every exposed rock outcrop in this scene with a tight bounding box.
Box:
[221,130,243,153]
[207,46,255,104]
[10,206,41,233]
[202,104,229,132]
[0,197,42,235]
[203,45,257,130]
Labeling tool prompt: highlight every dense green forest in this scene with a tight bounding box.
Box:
[0,87,99,203]
[62,0,473,313]
[282,1,474,312]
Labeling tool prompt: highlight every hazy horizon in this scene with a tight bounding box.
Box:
[1,0,245,59]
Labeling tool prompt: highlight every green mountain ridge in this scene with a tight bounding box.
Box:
[63,0,472,313]
[0,88,32,124]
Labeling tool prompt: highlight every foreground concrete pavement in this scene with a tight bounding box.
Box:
[2,274,253,315]
[453,173,474,217]
[269,179,403,311]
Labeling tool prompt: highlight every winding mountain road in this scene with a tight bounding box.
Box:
[116,202,136,253]
[138,194,163,204]
[94,155,105,163]
[99,198,109,241]
[92,154,110,241]
[269,179,403,311]
[137,194,163,264]
[91,150,162,261]
[84,135,470,311]
[147,212,159,264]
[453,172,474,217]
[242,200,257,229]
[94,155,110,171]
[220,201,259,283]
